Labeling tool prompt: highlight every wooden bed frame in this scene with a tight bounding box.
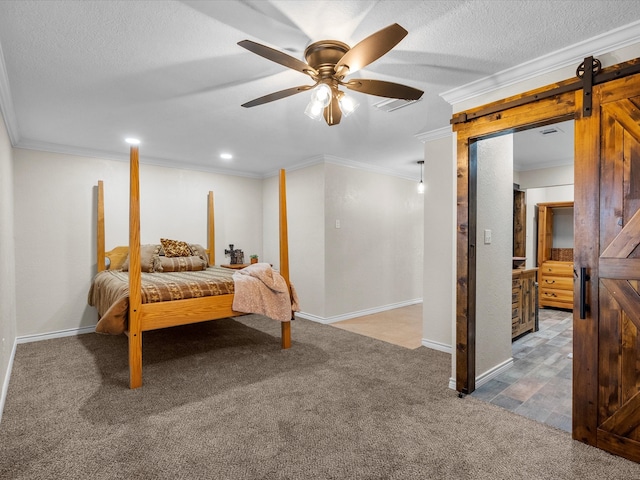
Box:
[96,145,292,389]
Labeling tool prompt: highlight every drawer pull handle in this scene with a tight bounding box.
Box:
[544,292,557,297]
[545,280,555,284]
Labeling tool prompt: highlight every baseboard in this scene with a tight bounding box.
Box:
[421,338,452,354]
[448,357,514,392]
[293,312,329,324]
[295,299,423,324]
[0,337,17,425]
[475,358,514,389]
[16,325,96,344]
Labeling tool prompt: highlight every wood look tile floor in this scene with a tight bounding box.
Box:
[471,308,573,433]
[331,303,423,349]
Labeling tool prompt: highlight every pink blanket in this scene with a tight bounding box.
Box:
[232,263,299,322]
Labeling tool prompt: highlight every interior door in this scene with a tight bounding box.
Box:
[575,72,640,462]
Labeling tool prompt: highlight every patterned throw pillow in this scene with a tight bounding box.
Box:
[160,238,193,257]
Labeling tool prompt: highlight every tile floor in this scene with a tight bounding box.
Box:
[471,308,573,433]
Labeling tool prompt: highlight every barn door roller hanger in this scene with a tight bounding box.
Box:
[576,56,602,117]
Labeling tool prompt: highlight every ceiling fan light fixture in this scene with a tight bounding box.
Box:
[304,100,324,121]
[310,83,332,108]
[238,23,423,127]
[338,93,359,117]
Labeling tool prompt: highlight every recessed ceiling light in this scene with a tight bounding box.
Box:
[220,153,233,160]
[125,138,141,145]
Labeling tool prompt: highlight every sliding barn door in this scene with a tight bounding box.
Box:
[575,72,640,462]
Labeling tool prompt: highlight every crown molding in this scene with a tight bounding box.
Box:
[0,40,19,145]
[17,138,416,182]
[322,154,416,181]
[265,154,417,181]
[441,19,640,106]
[264,154,326,177]
[14,139,263,179]
[414,126,452,143]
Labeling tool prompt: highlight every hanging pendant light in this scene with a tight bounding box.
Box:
[417,160,425,194]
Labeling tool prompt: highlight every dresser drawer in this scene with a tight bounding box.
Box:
[540,287,573,308]
[540,261,573,277]
[539,275,573,291]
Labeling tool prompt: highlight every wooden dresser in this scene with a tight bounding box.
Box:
[538,260,573,309]
[537,201,574,311]
[512,269,537,338]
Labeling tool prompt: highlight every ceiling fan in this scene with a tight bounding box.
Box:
[238,23,424,126]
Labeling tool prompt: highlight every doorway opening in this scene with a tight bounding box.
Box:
[470,119,575,433]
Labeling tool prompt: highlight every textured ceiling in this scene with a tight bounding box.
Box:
[0,0,639,179]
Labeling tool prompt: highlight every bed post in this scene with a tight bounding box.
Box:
[207,191,215,266]
[97,180,106,272]
[128,145,143,389]
[279,169,291,349]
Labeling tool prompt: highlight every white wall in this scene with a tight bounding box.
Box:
[0,111,17,422]
[11,149,422,338]
[525,184,575,269]
[12,148,263,337]
[553,207,574,248]
[324,163,423,319]
[265,161,423,322]
[422,135,455,353]
[517,164,573,190]
[475,134,514,377]
[263,164,326,318]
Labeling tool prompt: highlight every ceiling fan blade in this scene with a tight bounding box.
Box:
[345,79,423,100]
[334,23,408,76]
[323,94,342,126]
[238,40,318,77]
[241,85,313,108]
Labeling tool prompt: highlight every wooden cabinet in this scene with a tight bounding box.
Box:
[537,202,574,310]
[512,269,537,338]
[513,189,526,258]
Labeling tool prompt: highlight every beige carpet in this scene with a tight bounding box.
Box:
[1,315,638,479]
